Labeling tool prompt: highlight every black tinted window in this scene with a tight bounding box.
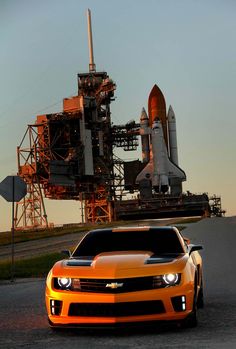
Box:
[72,229,184,257]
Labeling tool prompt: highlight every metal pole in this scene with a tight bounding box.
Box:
[81,200,84,224]
[87,9,96,72]
[11,176,15,283]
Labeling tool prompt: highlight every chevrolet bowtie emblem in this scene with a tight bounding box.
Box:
[106,282,124,289]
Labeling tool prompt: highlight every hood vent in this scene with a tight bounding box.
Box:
[66,259,92,267]
[145,256,174,264]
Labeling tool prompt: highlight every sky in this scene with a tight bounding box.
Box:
[0,0,236,231]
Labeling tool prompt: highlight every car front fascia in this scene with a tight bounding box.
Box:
[45,254,196,326]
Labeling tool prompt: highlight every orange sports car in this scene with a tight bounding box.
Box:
[45,226,204,328]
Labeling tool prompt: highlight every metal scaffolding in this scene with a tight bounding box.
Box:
[15,124,49,230]
[15,182,48,230]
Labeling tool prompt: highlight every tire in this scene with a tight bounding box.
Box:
[183,308,198,328]
[197,280,204,309]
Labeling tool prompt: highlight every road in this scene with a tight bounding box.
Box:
[0,231,87,261]
[0,217,236,348]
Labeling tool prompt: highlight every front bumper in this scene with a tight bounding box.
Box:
[46,284,194,326]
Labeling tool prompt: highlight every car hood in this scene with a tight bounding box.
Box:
[52,251,188,278]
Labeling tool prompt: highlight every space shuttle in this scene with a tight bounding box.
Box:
[136,85,186,195]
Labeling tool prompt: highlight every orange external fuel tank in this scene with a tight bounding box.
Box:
[148,84,168,148]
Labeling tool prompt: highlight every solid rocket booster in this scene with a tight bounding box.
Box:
[167,105,178,165]
[140,108,150,163]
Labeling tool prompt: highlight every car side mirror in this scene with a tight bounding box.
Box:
[61,250,71,257]
[189,244,203,255]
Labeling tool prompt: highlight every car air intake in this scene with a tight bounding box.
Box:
[68,300,165,317]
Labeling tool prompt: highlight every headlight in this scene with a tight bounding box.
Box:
[54,277,81,291]
[153,273,181,288]
[72,278,81,291]
[57,277,72,289]
[163,273,180,286]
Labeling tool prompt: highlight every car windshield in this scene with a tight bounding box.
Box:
[72,228,184,257]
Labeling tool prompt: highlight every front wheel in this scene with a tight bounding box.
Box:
[197,281,204,309]
[183,308,198,328]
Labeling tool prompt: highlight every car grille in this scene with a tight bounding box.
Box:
[77,276,164,293]
[68,300,165,317]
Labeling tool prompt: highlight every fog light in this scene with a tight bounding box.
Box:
[50,300,62,315]
[181,296,186,310]
[171,295,186,312]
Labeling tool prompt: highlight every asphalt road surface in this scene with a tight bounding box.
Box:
[0,217,236,349]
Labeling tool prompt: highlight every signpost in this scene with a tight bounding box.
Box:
[0,176,27,281]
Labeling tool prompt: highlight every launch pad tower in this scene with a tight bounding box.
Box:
[16,10,117,228]
[15,10,215,229]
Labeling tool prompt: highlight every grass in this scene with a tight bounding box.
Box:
[0,221,130,247]
[0,252,63,280]
[0,225,89,246]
